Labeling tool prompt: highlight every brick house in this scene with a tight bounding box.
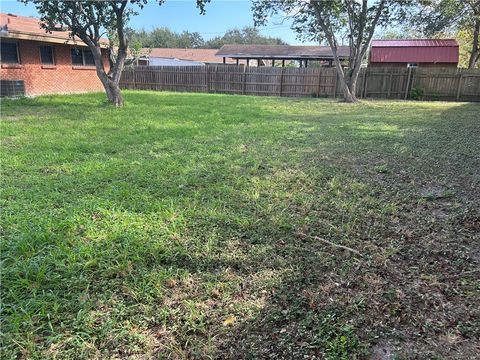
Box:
[0,13,109,96]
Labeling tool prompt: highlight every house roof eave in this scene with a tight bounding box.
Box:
[0,30,108,48]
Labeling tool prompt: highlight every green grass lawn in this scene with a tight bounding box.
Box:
[1,92,479,359]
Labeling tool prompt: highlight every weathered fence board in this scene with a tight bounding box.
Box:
[120,65,480,101]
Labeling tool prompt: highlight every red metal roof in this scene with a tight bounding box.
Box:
[370,39,459,64]
[371,39,458,47]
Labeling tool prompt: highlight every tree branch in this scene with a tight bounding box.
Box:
[298,232,364,257]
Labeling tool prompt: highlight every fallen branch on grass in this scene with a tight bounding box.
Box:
[441,269,480,279]
[298,232,364,258]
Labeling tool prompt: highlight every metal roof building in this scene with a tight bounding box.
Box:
[138,48,237,66]
[370,39,459,67]
[216,44,350,67]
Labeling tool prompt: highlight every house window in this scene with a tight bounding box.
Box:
[1,42,20,63]
[40,45,55,64]
[407,63,418,68]
[71,48,96,66]
[83,50,95,65]
[71,48,84,65]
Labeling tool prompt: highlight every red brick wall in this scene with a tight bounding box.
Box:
[1,39,110,96]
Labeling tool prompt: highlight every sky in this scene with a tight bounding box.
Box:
[0,0,315,45]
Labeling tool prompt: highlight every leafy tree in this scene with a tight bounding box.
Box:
[253,0,411,102]
[129,27,205,48]
[377,28,424,40]
[24,1,209,106]
[181,31,205,48]
[456,27,479,68]
[203,26,287,48]
[413,0,480,68]
[128,26,286,49]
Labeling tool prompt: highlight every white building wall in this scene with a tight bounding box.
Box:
[149,57,205,66]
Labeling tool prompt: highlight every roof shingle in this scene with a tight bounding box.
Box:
[0,13,108,47]
[142,48,235,63]
[215,44,350,59]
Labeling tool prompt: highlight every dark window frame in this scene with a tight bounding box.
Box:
[39,45,55,65]
[71,47,96,66]
[71,48,84,65]
[1,41,20,64]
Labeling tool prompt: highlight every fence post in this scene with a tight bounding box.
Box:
[132,68,136,90]
[206,65,210,93]
[316,69,322,97]
[242,65,247,95]
[380,70,387,98]
[456,72,463,101]
[333,70,338,98]
[387,72,393,98]
[361,68,367,98]
[279,67,284,97]
[404,67,412,100]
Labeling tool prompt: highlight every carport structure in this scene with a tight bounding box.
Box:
[216,44,350,67]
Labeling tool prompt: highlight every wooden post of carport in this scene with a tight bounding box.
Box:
[236,58,239,65]
[282,59,285,67]
[272,59,275,67]
[223,57,226,64]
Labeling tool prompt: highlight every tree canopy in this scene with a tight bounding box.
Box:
[127,26,287,49]
[128,27,205,48]
[203,27,287,48]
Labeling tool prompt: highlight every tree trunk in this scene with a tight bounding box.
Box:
[343,89,357,102]
[102,78,124,107]
[331,51,358,103]
[349,76,358,101]
[468,19,480,69]
[337,70,358,103]
[341,79,357,102]
[309,0,381,103]
[90,45,125,107]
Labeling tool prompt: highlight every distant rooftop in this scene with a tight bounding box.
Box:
[216,44,350,59]
[141,48,235,63]
[371,39,458,47]
[0,12,108,47]
[370,39,459,64]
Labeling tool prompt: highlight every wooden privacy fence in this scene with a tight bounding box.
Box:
[120,65,480,101]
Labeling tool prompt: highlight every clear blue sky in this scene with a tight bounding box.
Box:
[0,0,315,45]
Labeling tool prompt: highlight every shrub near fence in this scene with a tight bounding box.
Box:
[120,65,480,102]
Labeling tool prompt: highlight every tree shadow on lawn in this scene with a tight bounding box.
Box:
[2,96,479,359]
[217,102,480,359]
